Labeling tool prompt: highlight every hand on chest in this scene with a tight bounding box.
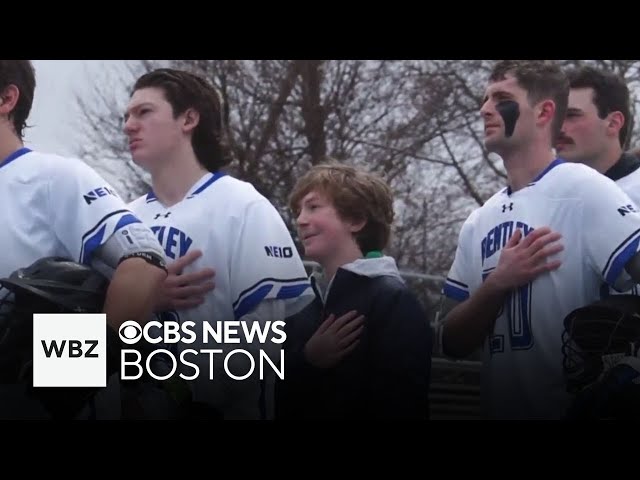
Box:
[480,198,576,270]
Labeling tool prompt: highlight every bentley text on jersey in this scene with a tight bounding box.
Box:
[481,221,533,265]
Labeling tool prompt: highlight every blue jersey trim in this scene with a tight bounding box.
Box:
[115,213,142,231]
[145,191,157,203]
[145,172,226,203]
[79,209,136,264]
[232,277,312,319]
[276,282,312,299]
[0,147,31,170]
[445,277,468,289]
[81,224,107,264]
[443,283,469,302]
[533,158,565,182]
[234,284,274,320]
[604,229,640,286]
[188,172,227,198]
[506,158,565,195]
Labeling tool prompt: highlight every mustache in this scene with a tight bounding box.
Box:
[555,135,574,145]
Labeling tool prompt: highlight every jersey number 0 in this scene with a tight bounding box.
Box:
[489,282,534,353]
[506,283,533,350]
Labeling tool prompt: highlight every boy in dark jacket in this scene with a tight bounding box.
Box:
[276,162,433,419]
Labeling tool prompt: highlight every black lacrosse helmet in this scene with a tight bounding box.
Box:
[0,257,111,418]
[561,295,640,395]
[0,256,109,315]
[565,356,640,420]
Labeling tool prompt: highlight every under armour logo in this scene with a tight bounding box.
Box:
[502,203,513,213]
[154,212,171,219]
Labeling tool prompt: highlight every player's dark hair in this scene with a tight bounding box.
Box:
[0,60,35,140]
[490,60,569,146]
[132,68,234,173]
[566,66,632,149]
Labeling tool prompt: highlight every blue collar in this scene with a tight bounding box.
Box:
[505,158,565,195]
[146,171,227,203]
[0,147,31,170]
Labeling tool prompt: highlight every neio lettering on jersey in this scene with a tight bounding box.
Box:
[618,204,639,216]
[481,221,533,265]
[83,186,119,205]
[264,246,293,258]
[151,226,193,260]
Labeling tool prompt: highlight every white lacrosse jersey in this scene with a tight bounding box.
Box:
[0,147,142,279]
[443,159,640,419]
[128,171,314,418]
[603,154,640,297]
[616,167,640,207]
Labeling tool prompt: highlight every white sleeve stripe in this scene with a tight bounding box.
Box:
[602,227,640,281]
[445,277,468,289]
[81,209,129,242]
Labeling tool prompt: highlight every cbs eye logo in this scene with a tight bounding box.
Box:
[119,320,142,344]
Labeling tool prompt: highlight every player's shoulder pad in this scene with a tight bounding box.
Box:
[39,152,94,174]
[463,194,499,227]
[10,151,84,182]
[207,175,277,213]
[482,188,507,208]
[209,175,262,199]
[558,161,618,189]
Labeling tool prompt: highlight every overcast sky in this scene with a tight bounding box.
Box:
[24,60,129,156]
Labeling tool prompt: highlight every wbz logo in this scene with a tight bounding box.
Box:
[41,339,99,358]
[33,314,106,388]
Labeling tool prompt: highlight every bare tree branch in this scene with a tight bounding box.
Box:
[439,132,485,206]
